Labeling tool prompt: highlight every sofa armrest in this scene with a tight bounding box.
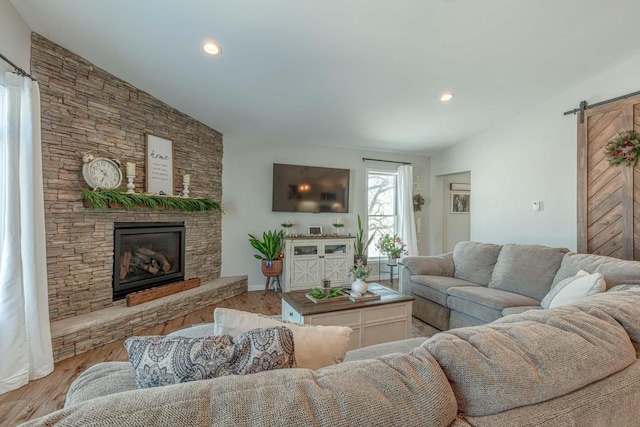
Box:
[401,253,454,276]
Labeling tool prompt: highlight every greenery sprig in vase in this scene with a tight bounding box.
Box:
[349,260,372,295]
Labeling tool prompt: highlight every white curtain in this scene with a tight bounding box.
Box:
[0,73,53,395]
[397,164,418,257]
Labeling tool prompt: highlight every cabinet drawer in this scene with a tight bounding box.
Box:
[364,303,409,323]
[363,320,408,347]
[308,310,361,327]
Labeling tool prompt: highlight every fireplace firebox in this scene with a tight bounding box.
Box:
[113,222,185,300]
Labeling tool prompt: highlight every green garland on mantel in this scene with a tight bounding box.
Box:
[82,189,222,212]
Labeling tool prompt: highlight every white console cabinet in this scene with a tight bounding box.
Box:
[283,237,355,292]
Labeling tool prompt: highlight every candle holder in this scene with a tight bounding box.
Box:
[181,182,190,198]
[126,175,135,194]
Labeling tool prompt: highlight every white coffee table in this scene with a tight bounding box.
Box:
[281,283,414,351]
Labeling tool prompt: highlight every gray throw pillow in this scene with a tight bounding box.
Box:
[124,326,296,389]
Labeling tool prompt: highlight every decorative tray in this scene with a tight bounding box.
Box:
[348,291,381,302]
[305,288,350,304]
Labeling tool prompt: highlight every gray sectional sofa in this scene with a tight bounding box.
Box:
[400,241,640,330]
[22,288,640,426]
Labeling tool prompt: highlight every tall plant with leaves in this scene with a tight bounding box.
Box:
[354,214,375,258]
[248,230,285,260]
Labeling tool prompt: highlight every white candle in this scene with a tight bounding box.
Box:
[183,174,191,184]
[126,162,135,176]
[336,217,342,224]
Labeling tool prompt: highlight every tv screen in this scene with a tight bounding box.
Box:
[272,163,350,213]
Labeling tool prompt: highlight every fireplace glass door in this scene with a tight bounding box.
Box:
[113,222,185,300]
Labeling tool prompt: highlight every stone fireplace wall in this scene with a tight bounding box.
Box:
[31,33,223,322]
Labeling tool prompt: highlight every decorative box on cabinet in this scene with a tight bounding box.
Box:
[283,236,355,292]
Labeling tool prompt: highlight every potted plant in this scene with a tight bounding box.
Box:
[354,214,375,265]
[348,260,372,295]
[376,233,408,265]
[248,230,285,290]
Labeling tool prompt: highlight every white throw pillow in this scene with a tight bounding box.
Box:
[541,270,589,309]
[213,308,353,370]
[547,270,607,309]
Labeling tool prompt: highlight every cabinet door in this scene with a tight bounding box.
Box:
[323,242,351,285]
[289,242,321,289]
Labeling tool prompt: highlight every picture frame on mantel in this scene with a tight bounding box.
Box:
[146,134,174,195]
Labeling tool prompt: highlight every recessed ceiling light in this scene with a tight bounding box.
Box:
[203,42,222,55]
[440,93,454,102]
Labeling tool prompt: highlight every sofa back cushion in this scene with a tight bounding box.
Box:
[552,252,640,288]
[421,303,637,417]
[453,241,502,286]
[488,244,568,300]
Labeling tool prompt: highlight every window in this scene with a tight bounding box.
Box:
[367,170,397,258]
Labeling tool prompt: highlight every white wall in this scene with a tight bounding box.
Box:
[430,52,640,251]
[0,0,31,74]
[441,172,471,252]
[222,139,430,289]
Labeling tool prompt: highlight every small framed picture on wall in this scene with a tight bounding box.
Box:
[451,193,470,214]
[308,226,323,235]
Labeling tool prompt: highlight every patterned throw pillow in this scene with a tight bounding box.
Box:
[124,326,296,389]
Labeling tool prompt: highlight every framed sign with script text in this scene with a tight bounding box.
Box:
[146,134,174,195]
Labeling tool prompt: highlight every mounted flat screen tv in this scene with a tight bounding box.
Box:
[272,163,350,213]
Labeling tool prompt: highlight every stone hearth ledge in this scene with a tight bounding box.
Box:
[50,276,247,362]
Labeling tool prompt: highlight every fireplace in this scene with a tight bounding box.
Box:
[113,222,185,300]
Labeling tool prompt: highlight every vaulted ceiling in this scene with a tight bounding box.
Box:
[12,0,640,154]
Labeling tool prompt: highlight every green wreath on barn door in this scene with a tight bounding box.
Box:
[604,130,640,166]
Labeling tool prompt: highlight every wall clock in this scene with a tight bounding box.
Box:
[82,154,123,190]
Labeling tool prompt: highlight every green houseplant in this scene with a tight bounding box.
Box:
[248,230,286,290]
[376,233,408,264]
[354,214,375,265]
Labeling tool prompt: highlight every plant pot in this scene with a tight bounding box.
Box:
[354,255,368,266]
[351,278,368,294]
[387,256,399,266]
[261,259,283,277]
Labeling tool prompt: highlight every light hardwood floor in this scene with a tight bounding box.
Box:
[1,283,435,426]
[0,290,282,426]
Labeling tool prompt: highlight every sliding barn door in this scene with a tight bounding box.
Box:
[577,94,640,260]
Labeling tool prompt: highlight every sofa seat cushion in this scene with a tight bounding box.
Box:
[552,252,640,287]
[453,241,502,286]
[36,352,458,427]
[447,287,541,323]
[501,306,541,317]
[489,244,569,300]
[422,304,637,417]
[411,275,481,306]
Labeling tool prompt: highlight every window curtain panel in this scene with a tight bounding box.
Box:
[0,73,53,395]
[397,165,418,257]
